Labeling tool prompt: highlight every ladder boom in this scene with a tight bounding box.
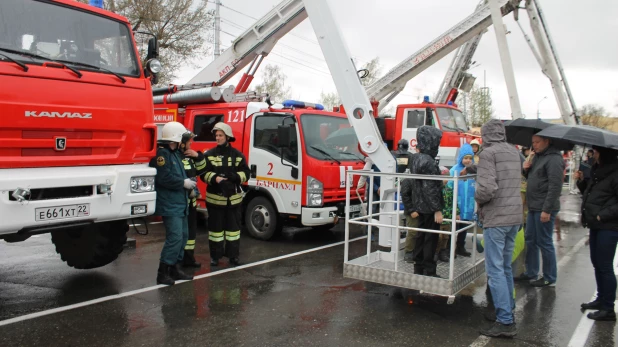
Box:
[186,0,307,86]
[366,0,519,104]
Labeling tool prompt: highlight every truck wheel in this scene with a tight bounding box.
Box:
[245,197,281,240]
[51,220,128,269]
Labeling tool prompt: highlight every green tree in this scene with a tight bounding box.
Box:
[467,86,494,127]
[320,91,340,111]
[254,64,292,102]
[77,0,214,84]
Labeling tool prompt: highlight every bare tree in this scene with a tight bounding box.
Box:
[320,91,340,111]
[357,57,383,87]
[467,86,494,127]
[77,0,214,84]
[578,104,613,129]
[255,64,292,102]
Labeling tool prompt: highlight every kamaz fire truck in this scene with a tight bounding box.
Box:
[0,0,161,269]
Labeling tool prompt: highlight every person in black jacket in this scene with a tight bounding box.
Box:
[575,146,618,321]
[202,123,250,267]
[401,126,444,277]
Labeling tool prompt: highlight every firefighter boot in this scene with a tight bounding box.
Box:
[156,262,175,286]
[182,250,202,268]
[229,257,241,266]
[171,263,194,281]
[210,258,219,267]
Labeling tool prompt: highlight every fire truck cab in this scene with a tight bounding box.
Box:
[155,98,365,240]
[380,99,476,167]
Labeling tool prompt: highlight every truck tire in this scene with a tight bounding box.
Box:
[51,220,128,269]
[244,197,281,240]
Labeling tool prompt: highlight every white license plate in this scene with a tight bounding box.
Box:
[349,204,361,213]
[35,204,90,221]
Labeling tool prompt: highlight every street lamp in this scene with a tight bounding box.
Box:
[537,96,547,119]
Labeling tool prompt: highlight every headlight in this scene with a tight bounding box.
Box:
[146,59,162,74]
[130,176,155,193]
[307,176,323,207]
[308,193,322,207]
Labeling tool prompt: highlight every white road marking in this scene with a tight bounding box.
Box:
[566,248,618,347]
[469,236,588,347]
[0,235,367,328]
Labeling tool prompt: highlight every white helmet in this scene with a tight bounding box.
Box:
[161,121,188,143]
[212,122,235,142]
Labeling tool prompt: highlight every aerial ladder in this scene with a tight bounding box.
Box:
[364,0,522,115]
[185,0,307,93]
[433,0,579,126]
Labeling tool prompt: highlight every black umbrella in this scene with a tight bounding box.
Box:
[504,118,573,150]
[535,124,618,150]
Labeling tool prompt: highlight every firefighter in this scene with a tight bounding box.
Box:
[202,122,250,267]
[150,121,196,285]
[393,138,415,173]
[180,132,207,268]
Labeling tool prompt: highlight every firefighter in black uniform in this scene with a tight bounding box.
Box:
[393,138,415,173]
[150,121,196,285]
[179,133,207,268]
[202,122,250,267]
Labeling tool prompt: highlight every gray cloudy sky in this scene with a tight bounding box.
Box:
[174,0,618,120]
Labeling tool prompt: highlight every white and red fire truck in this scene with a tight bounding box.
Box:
[153,94,365,240]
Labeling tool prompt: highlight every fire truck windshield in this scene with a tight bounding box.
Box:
[0,0,140,77]
[435,107,469,132]
[301,114,363,162]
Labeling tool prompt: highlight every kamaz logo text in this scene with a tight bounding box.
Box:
[25,111,92,119]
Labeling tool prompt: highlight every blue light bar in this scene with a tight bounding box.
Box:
[282,99,324,110]
[89,0,104,8]
[447,101,453,105]
[423,95,430,103]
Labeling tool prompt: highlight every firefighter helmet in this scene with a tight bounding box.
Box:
[161,122,188,143]
[212,122,235,142]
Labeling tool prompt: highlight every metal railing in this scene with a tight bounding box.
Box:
[343,169,480,282]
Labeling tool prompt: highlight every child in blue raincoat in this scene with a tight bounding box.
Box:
[448,143,476,257]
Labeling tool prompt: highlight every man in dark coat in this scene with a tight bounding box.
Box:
[515,134,564,287]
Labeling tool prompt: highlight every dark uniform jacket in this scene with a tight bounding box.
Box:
[149,145,189,217]
[401,126,444,215]
[202,143,250,207]
[524,145,565,212]
[181,151,207,207]
[577,161,618,230]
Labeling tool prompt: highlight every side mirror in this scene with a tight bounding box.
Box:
[146,37,159,60]
[425,107,434,126]
[277,124,294,148]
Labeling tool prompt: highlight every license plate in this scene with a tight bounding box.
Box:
[35,204,90,221]
[349,204,361,213]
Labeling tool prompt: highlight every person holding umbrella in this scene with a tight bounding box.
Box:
[535,124,618,320]
[574,146,618,321]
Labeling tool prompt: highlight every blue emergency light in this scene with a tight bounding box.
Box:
[423,95,430,103]
[447,101,453,105]
[282,100,324,110]
[89,0,104,8]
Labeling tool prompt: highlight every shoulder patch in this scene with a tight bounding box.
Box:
[156,156,166,166]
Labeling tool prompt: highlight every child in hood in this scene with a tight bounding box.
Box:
[448,143,476,257]
[435,166,460,263]
[401,126,444,277]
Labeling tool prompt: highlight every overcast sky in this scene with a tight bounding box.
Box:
[173,0,618,120]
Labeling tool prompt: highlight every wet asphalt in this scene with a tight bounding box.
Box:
[0,192,616,346]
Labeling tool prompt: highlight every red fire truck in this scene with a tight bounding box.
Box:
[0,0,161,268]
[154,92,365,240]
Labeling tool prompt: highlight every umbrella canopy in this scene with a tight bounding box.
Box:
[504,118,573,150]
[535,124,618,150]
